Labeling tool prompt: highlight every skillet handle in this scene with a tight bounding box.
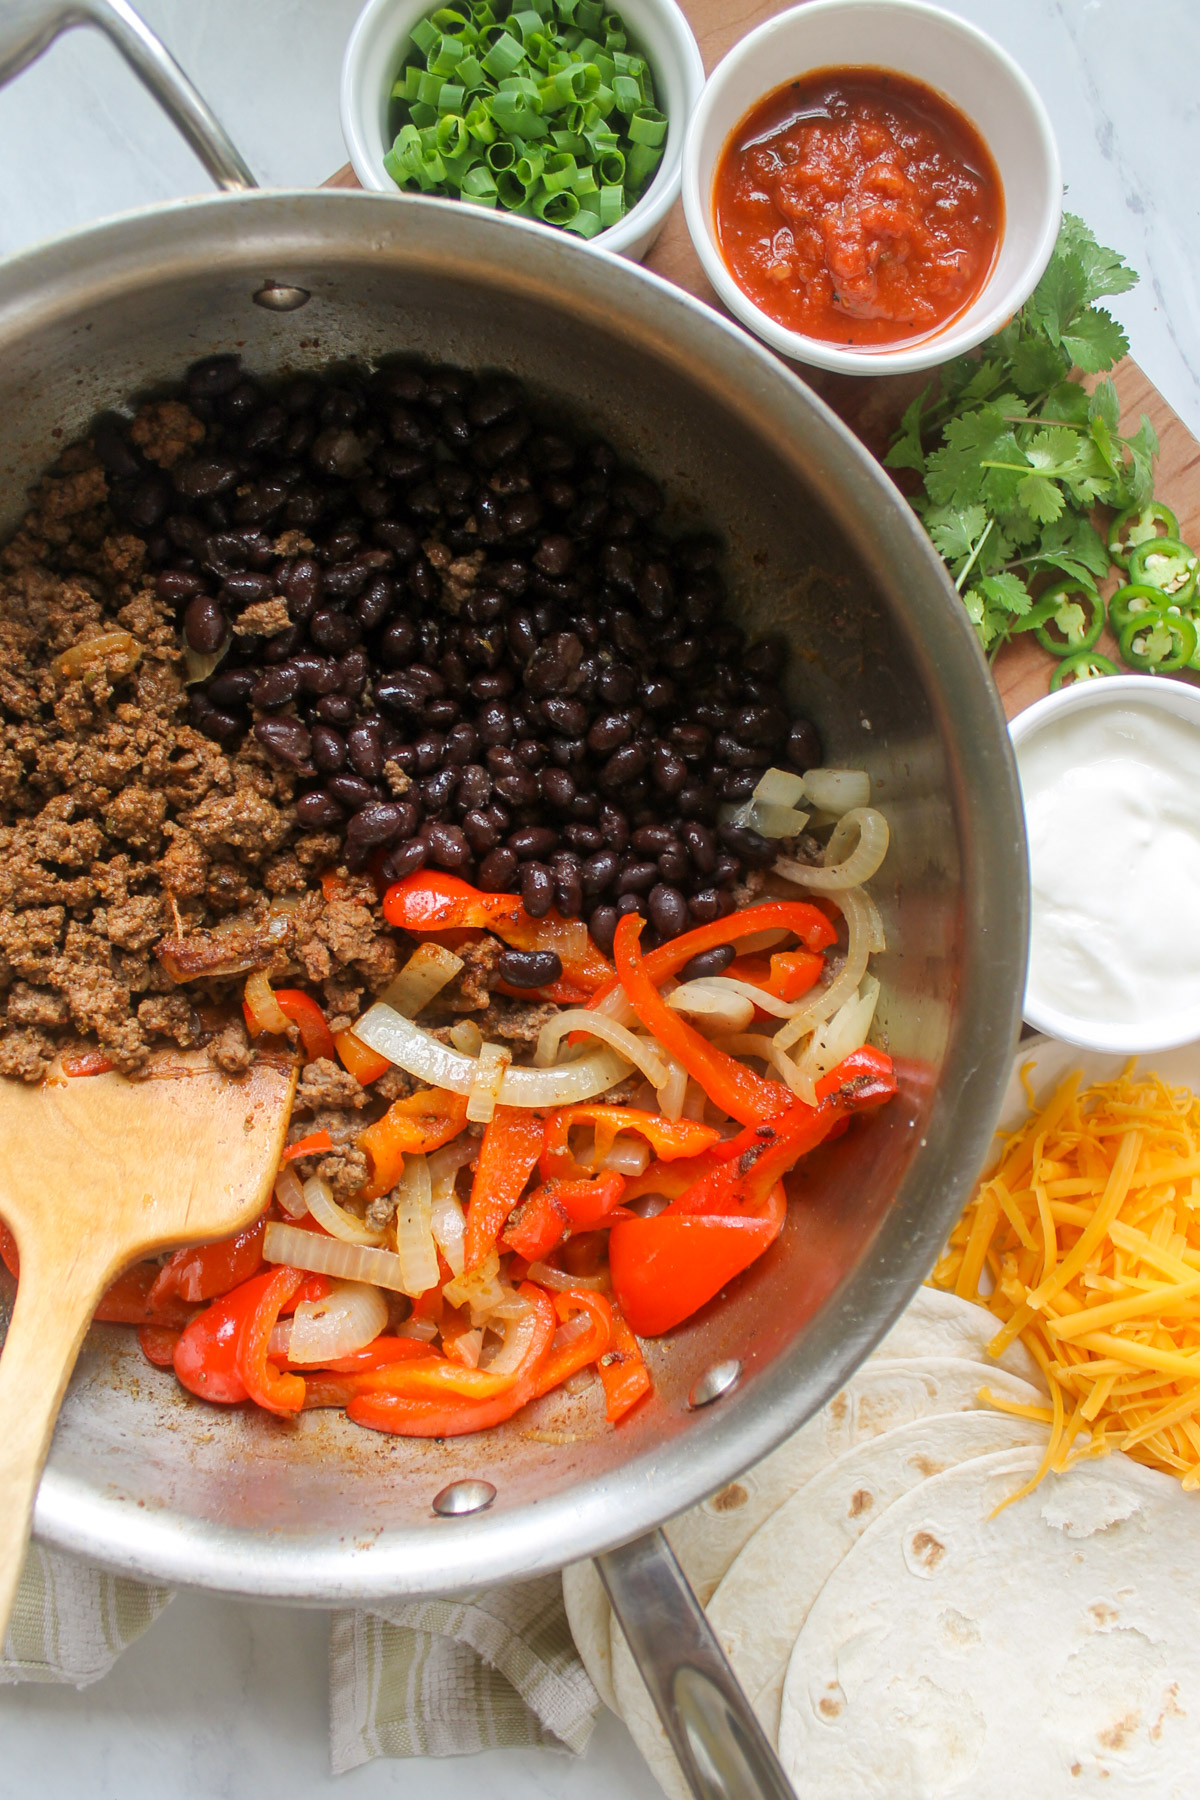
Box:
[598,1530,797,1800]
[0,0,256,191]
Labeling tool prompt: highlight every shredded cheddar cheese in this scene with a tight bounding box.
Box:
[931,1064,1200,1498]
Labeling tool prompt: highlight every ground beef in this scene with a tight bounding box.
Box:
[0,433,400,1075]
[294,1056,368,1113]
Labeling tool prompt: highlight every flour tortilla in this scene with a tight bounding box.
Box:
[607,1358,1045,1795]
[708,1409,1049,1743]
[875,1285,1044,1390]
[562,1560,619,1713]
[779,1448,1200,1799]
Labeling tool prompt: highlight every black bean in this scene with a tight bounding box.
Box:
[311,724,347,772]
[263,625,303,663]
[422,767,460,812]
[712,854,741,887]
[183,594,227,654]
[477,846,517,890]
[540,695,586,735]
[174,456,239,501]
[289,652,340,695]
[381,838,428,882]
[508,825,557,859]
[373,519,421,561]
[599,803,630,852]
[678,944,735,983]
[679,819,717,872]
[495,769,539,808]
[93,415,142,479]
[648,882,689,937]
[521,860,554,918]
[652,745,687,795]
[254,717,311,768]
[157,568,205,605]
[581,849,620,896]
[719,770,758,802]
[541,767,576,810]
[346,801,414,847]
[315,693,356,724]
[222,570,273,605]
[615,892,647,920]
[477,701,514,746]
[327,772,378,809]
[688,888,722,923]
[199,709,242,744]
[470,669,516,701]
[252,665,302,710]
[584,712,628,754]
[632,824,676,856]
[597,662,636,707]
[600,742,647,788]
[785,720,821,772]
[285,558,323,618]
[555,870,584,918]
[457,764,492,811]
[498,948,562,989]
[589,905,618,958]
[381,617,418,666]
[563,823,605,853]
[356,577,395,630]
[296,788,344,828]
[414,731,445,774]
[657,844,690,883]
[416,823,466,871]
[533,533,574,578]
[309,610,360,656]
[735,703,787,746]
[463,810,500,854]
[208,668,257,708]
[616,859,658,896]
[679,784,718,821]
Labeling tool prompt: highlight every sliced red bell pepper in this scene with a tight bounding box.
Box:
[613,914,791,1128]
[610,1184,788,1337]
[333,1026,392,1087]
[232,1266,306,1417]
[59,1049,115,1077]
[148,1216,267,1308]
[501,1171,628,1261]
[588,901,837,1015]
[527,1289,613,1399]
[326,1357,518,1402]
[173,1289,252,1404]
[540,1106,721,1181]
[383,870,523,932]
[138,1324,181,1369]
[667,1101,844,1218]
[358,1088,470,1201]
[94,1260,194,1328]
[485,908,614,995]
[282,1129,335,1163]
[274,989,337,1063]
[346,1281,555,1437]
[464,1106,546,1270]
[598,1306,652,1422]
[815,1045,898,1110]
[725,948,825,1005]
[317,1335,434,1374]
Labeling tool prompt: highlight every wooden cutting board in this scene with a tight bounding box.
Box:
[324,0,1200,722]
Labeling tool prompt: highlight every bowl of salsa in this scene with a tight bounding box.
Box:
[681,0,1061,375]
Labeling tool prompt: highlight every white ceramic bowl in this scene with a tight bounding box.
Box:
[340,0,704,261]
[1010,675,1200,1055]
[681,0,1062,374]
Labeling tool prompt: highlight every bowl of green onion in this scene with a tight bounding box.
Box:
[341,0,703,259]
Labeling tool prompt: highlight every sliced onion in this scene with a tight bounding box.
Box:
[774,886,875,1052]
[185,635,231,686]
[655,1050,688,1122]
[428,1141,472,1279]
[801,768,871,816]
[750,801,810,838]
[379,942,463,1018]
[681,1079,709,1123]
[287,1279,389,1366]
[467,1041,511,1124]
[669,980,756,1035]
[597,1136,651,1177]
[527,1260,611,1293]
[521,913,589,963]
[274,1163,309,1219]
[264,1220,413,1292]
[446,1327,483,1367]
[534,1008,667,1088]
[442,1250,510,1324]
[393,1153,439,1296]
[480,1296,541,1376]
[776,806,889,891]
[713,1032,782,1065]
[245,968,289,1036]
[754,767,808,809]
[550,1311,594,1354]
[356,1002,633,1106]
[685,975,814,1022]
[397,1314,439,1342]
[798,977,881,1083]
[450,1018,483,1055]
[303,1174,385,1247]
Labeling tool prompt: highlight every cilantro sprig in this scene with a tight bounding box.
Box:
[887,215,1158,654]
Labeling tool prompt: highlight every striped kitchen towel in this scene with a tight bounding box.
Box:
[0,1550,602,1768]
[0,1544,173,1687]
[329,1575,601,1771]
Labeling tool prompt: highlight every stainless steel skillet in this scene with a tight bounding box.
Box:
[0,6,1028,1795]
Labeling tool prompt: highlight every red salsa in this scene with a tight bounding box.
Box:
[713,68,1003,349]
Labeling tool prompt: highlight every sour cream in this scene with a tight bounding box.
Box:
[1014,694,1200,1048]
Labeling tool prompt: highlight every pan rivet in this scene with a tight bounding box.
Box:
[688,1360,742,1409]
[252,281,312,312]
[432,1478,497,1517]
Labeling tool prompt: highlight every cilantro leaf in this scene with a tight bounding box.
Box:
[1037,512,1111,580]
[924,503,987,565]
[884,389,930,474]
[1010,335,1069,397]
[977,572,1033,617]
[1088,378,1120,432]
[1059,212,1139,303]
[1060,306,1129,373]
[1032,254,1087,347]
[1123,415,1159,509]
[1017,473,1065,525]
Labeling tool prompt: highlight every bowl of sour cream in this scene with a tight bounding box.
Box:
[1010,676,1200,1053]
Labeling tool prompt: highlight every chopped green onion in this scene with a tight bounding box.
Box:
[384,0,663,235]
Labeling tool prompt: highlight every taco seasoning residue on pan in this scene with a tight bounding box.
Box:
[712,67,1002,349]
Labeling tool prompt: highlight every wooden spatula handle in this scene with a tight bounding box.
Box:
[0,1234,117,1642]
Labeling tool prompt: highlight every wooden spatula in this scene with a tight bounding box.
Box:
[0,1051,296,1638]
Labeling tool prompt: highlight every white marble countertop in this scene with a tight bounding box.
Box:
[0,1,1196,1795]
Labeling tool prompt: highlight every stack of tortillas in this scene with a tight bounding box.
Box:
[564,1285,1200,1797]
